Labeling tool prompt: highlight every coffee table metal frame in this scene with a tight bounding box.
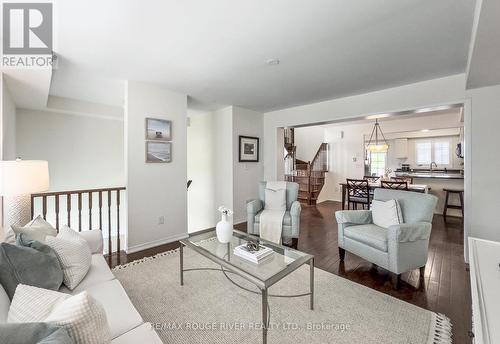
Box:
[179,230,314,344]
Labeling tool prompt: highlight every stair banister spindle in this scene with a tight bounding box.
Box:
[55,195,60,230]
[108,190,112,262]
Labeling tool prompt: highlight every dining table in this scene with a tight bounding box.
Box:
[339,181,429,210]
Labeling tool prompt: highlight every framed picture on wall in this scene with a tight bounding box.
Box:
[145,118,171,141]
[146,141,172,163]
[238,136,259,162]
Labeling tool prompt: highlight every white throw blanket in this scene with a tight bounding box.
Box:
[259,181,287,244]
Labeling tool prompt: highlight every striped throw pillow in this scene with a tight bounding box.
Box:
[45,226,92,290]
[8,284,111,344]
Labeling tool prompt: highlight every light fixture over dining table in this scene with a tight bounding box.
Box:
[366,119,389,153]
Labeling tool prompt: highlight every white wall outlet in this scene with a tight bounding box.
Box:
[158,216,165,225]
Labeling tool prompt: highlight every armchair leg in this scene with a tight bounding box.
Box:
[391,274,401,290]
[419,266,425,277]
[291,238,299,249]
[338,247,345,262]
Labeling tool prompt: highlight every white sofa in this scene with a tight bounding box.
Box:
[0,230,163,344]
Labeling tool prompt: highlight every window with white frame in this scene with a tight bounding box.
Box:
[433,141,450,165]
[416,142,432,165]
[415,139,452,167]
[370,152,386,176]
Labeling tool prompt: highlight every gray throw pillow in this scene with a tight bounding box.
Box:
[0,239,63,300]
[0,323,74,344]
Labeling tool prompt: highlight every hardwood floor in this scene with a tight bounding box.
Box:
[109,200,472,344]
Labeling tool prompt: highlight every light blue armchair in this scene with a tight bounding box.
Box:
[335,188,438,288]
[247,181,301,248]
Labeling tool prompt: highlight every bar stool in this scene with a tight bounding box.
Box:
[443,188,464,220]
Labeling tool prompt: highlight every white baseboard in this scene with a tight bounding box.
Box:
[126,232,188,254]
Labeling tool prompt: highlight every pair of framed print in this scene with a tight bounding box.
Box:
[145,118,172,163]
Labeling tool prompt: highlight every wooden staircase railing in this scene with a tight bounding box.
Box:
[285,143,328,205]
[31,186,126,265]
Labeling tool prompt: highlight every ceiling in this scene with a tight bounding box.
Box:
[466,0,500,89]
[49,0,476,111]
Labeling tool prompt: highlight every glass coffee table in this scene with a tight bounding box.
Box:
[179,229,314,344]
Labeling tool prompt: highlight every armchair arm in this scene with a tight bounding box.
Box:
[289,201,301,238]
[290,201,301,217]
[387,222,432,274]
[79,229,104,254]
[247,199,263,215]
[335,210,372,226]
[246,200,263,235]
[387,222,432,243]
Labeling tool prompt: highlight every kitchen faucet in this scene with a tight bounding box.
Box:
[429,162,437,171]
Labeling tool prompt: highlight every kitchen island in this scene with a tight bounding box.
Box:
[395,170,464,217]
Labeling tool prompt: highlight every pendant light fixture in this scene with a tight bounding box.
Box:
[366,119,389,153]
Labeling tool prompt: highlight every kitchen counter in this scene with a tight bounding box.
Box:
[395,170,464,217]
[395,171,464,179]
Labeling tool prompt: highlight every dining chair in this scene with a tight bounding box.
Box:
[363,175,381,183]
[391,176,413,184]
[381,180,408,190]
[346,179,370,209]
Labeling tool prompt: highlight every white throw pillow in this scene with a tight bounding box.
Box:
[8,284,70,323]
[8,284,111,344]
[371,199,403,229]
[264,188,286,211]
[6,215,57,243]
[45,226,92,290]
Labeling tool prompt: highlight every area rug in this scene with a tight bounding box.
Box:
[113,246,452,344]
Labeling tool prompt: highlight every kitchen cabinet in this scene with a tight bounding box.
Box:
[394,138,408,158]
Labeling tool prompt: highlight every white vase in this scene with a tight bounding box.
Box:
[216,214,233,243]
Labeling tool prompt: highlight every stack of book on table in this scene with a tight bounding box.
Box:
[234,243,274,264]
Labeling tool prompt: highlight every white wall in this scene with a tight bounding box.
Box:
[125,81,187,253]
[262,73,500,261]
[16,109,124,190]
[0,73,17,240]
[466,84,500,243]
[213,107,234,223]
[232,106,264,223]
[187,106,263,228]
[187,110,216,232]
[1,76,16,160]
[294,126,324,162]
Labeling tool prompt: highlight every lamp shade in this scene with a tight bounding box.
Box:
[0,160,49,196]
[367,143,389,153]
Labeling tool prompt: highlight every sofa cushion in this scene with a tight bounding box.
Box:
[371,199,403,229]
[344,224,388,252]
[60,254,115,294]
[79,230,104,255]
[111,323,163,344]
[0,284,9,323]
[255,211,291,226]
[0,322,74,344]
[46,226,92,290]
[8,284,69,323]
[8,284,111,344]
[264,188,286,211]
[0,242,64,299]
[5,215,57,244]
[84,279,143,339]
